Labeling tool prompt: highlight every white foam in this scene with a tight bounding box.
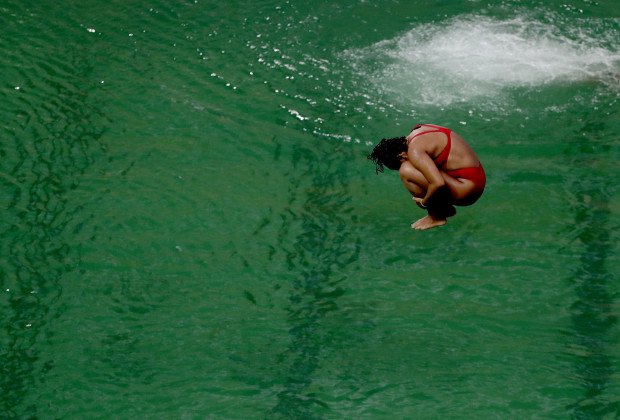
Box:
[346,14,620,106]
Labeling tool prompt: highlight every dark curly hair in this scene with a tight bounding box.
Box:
[367,136,408,173]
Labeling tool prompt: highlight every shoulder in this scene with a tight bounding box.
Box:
[407,130,443,152]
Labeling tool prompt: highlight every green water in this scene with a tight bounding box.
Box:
[1,0,619,418]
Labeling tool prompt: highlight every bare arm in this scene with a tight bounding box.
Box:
[407,144,446,206]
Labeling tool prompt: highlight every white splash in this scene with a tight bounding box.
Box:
[288,109,308,121]
[346,14,620,106]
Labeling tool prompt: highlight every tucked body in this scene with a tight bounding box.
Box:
[368,124,486,230]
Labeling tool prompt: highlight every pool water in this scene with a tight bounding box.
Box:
[1,0,619,417]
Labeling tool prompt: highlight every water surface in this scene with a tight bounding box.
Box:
[1,0,619,418]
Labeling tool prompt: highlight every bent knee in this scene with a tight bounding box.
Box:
[399,162,429,187]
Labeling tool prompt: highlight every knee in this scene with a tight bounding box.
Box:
[400,176,425,197]
[399,162,428,187]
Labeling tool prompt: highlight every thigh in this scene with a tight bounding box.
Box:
[441,173,480,205]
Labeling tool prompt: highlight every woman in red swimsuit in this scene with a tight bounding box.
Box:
[368,124,486,230]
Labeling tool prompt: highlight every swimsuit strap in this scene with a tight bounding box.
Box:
[407,124,452,167]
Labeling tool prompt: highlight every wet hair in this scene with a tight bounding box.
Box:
[367,136,407,173]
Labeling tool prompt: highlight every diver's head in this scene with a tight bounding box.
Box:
[367,136,408,173]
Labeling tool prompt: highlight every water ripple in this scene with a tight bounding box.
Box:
[0,1,108,415]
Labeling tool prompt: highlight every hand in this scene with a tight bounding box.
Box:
[412,196,427,209]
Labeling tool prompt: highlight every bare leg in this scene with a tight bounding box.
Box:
[411,188,456,230]
[399,162,455,230]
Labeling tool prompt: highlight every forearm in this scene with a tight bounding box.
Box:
[421,180,446,206]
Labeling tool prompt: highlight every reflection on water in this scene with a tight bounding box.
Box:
[268,141,359,418]
[0,4,107,415]
[565,115,618,417]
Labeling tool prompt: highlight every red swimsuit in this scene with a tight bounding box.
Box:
[408,124,486,191]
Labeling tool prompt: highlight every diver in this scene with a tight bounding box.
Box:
[368,124,486,230]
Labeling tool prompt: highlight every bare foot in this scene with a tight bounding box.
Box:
[411,214,447,230]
